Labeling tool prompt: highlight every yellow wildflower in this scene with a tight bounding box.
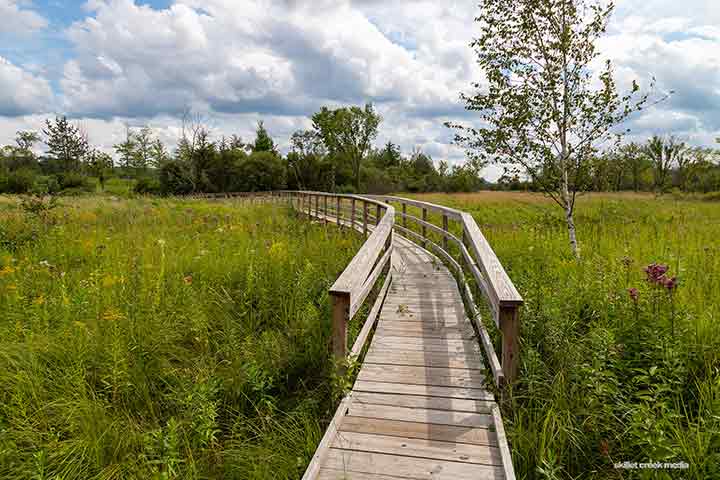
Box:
[33,296,45,306]
[0,265,16,276]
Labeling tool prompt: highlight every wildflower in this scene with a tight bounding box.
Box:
[628,288,639,303]
[644,263,669,283]
[599,439,610,457]
[661,276,678,291]
[33,296,45,306]
[157,239,166,246]
[183,275,193,285]
[0,265,16,276]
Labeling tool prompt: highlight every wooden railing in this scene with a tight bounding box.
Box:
[279,191,396,361]
[370,195,523,387]
[191,191,522,386]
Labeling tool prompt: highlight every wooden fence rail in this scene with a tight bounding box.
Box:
[190,191,523,386]
[369,195,523,387]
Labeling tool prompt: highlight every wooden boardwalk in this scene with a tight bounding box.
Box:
[309,236,514,480]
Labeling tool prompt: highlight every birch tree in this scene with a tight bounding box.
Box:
[449,0,651,257]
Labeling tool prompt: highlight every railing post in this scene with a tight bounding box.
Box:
[363,201,368,237]
[331,291,350,361]
[375,204,381,226]
[315,194,319,219]
[499,305,520,384]
[307,193,312,218]
[402,203,407,228]
[336,197,341,227]
[324,195,328,224]
[442,214,449,251]
[421,208,428,248]
[351,198,356,230]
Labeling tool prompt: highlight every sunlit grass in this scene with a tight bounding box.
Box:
[0,196,361,479]
[409,191,719,480]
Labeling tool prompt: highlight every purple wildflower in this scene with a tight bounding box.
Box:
[661,276,678,291]
[644,263,669,283]
[628,288,639,303]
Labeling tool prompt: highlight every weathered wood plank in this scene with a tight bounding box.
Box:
[323,449,504,480]
[348,403,494,428]
[351,391,494,414]
[374,326,476,340]
[357,364,486,389]
[339,416,497,447]
[364,349,483,370]
[331,432,503,466]
[370,338,482,355]
[353,380,494,401]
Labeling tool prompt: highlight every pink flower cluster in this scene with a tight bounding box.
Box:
[643,263,678,291]
[627,287,639,303]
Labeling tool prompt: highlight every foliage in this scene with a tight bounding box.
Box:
[42,116,89,172]
[0,197,363,479]
[312,103,381,190]
[0,169,36,194]
[251,121,278,154]
[412,191,720,479]
[449,0,651,256]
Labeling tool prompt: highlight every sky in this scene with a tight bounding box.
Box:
[1,0,719,180]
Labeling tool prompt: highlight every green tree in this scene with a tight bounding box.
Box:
[43,116,89,172]
[620,142,647,192]
[150,139,170,167]
[114,126,137,173]
[312,103,381,190]
[378,141,402,168]
[132,126,155,172]
[15,130,40,153]
[449,0,650,257]
[644,135,683,194]
[251,121,277,154]
[87,149,113,191]
[288,130,325,190]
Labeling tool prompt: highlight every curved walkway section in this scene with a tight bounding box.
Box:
[313,236,511,480]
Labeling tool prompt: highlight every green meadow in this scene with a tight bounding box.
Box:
[0,196,362,479]
[411,191,719,479]
[0,192,718,479]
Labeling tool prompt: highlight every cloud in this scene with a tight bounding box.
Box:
[0,56,54,116]
[0,0,47,35]
[1,0,719,182]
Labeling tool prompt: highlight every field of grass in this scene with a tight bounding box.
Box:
[1,191,717,480]
[0,195,362,479]
[410,192,719,479]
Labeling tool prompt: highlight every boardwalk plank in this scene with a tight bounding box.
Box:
[323,450,504,480]
[353,380,494,401]
[364,349,483,370]
[351,392,494,414]
[340,416,497,446]
[330,432,503,466]
[348,403,494,428]
[357,364,486,389]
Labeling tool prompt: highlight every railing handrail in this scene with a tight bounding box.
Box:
[369,194,523,386]
[191,190,522,385]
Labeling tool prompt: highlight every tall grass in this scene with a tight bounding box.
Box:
[412,192,719,480]
[0,196,361,479]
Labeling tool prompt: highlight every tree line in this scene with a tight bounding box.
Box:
[1,107,719,198]
[497,137,720,194]
[0,105,486,196]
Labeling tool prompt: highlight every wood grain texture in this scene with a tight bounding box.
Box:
[288,191,516,480]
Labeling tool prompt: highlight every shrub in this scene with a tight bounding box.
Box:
[134,177,162,195]
[0,169,36,194]
[56,172,94,192]
[159,160,194,195]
